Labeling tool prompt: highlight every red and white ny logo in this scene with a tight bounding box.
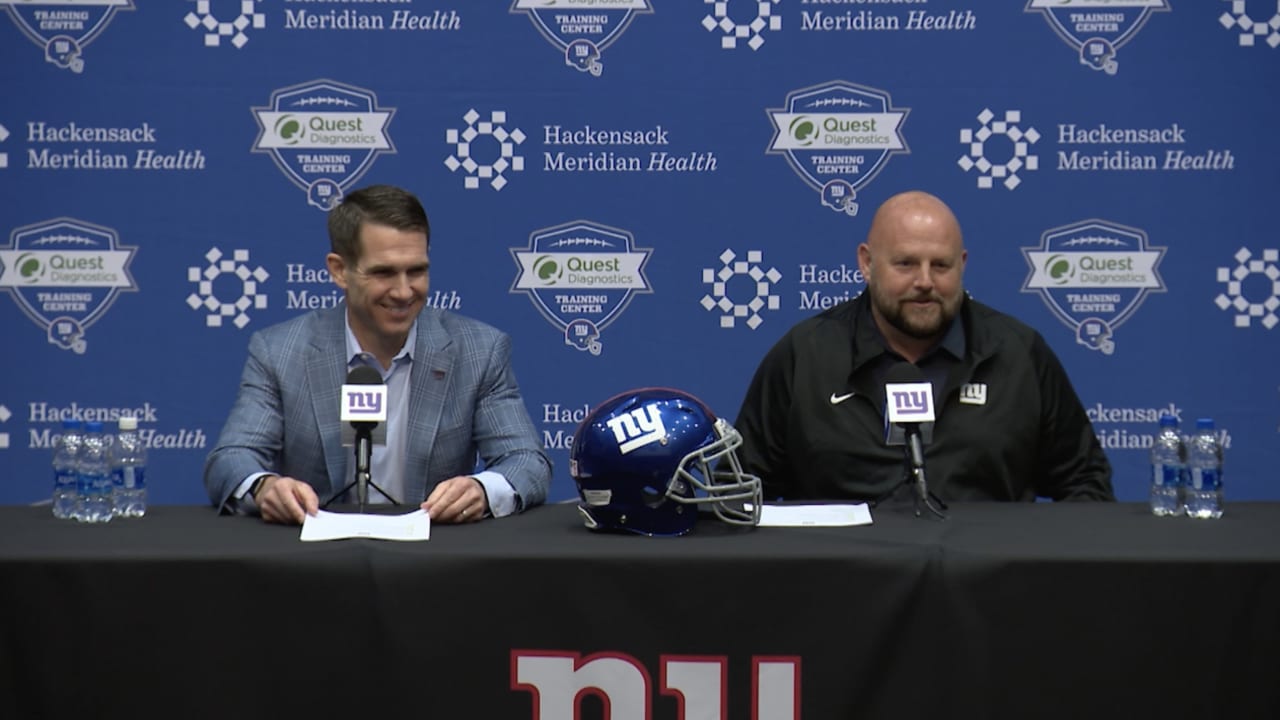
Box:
[512,650,801,719]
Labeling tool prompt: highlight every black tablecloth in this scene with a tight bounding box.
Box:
[2,502,1278,719]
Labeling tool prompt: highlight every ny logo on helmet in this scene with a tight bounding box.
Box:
[605,404,665,454]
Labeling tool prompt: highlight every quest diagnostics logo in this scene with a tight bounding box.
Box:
[252,79,395,211]
[1022,219,1165,355]
[0,218,137,354]
[1,0,133,73]
[511,0,651,76]
[767,81,909,217]
[1025,0,1169,75]
[511,221,652,355]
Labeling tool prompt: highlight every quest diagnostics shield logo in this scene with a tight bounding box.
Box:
[0,218,136,354]
[767,81,909,216]
[510,221,651,355]
[1,0,133,73]
[511,0,651,77]
[252,79,395,211]
[1025,0,1169,75]
[1022,219,1165,355]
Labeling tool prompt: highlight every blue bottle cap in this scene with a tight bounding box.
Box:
[84,420,104,433]
[61,419,83,429]
[1158,413,1178,427]
[1195,418,1214,431]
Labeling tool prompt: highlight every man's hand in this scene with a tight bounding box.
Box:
[255,476,319,525]
[422,476,489,524]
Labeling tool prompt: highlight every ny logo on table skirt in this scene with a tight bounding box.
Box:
[512,650,801,719]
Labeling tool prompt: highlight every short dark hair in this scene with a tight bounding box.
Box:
[327,184,430,264]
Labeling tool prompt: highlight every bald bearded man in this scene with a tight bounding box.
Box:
[733,190,1114,504]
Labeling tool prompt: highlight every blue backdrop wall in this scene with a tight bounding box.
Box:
[1,1,1276,506]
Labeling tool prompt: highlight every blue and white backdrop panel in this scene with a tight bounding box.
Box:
[0,1,1275,504]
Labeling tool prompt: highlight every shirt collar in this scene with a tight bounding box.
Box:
[343,315,417,372]
[935,307,966,361]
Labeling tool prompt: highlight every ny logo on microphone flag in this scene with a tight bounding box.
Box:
[886,382,935,423]
[341,384,388,422]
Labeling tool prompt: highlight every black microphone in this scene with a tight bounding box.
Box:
[345,365,383,509]
[883,361,925,389]
[883,361,940,517]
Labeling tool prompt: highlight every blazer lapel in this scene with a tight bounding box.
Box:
[404,309,454,503]
[308,307,349,500]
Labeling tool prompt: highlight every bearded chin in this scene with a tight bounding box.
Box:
[898,315,940,339]
[889,301,949,339]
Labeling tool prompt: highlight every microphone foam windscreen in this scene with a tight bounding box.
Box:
[884,360,923,385]
[346,365,383,385]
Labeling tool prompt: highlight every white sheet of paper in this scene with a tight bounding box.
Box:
[757,503,873,527]
[299,509,432,542]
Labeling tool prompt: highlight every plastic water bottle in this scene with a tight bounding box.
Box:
[110,416,147,518]
[52,419,84,519]
[1186,418,1224,519]
[76,421,113,523]
[1148,413,1185,516]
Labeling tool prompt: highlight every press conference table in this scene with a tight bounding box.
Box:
[1,502,1277,720]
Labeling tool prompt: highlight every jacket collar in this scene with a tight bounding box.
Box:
[843,292,1004,398]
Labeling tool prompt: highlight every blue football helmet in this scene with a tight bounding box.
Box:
[570,388,762,536]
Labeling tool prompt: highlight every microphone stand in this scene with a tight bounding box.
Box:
[324,422,401,512]
[872,424,948,520]
[355,428,371,511]
[904,427,947,520]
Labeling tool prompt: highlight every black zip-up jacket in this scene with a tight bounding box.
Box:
[733,293,1115,503]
